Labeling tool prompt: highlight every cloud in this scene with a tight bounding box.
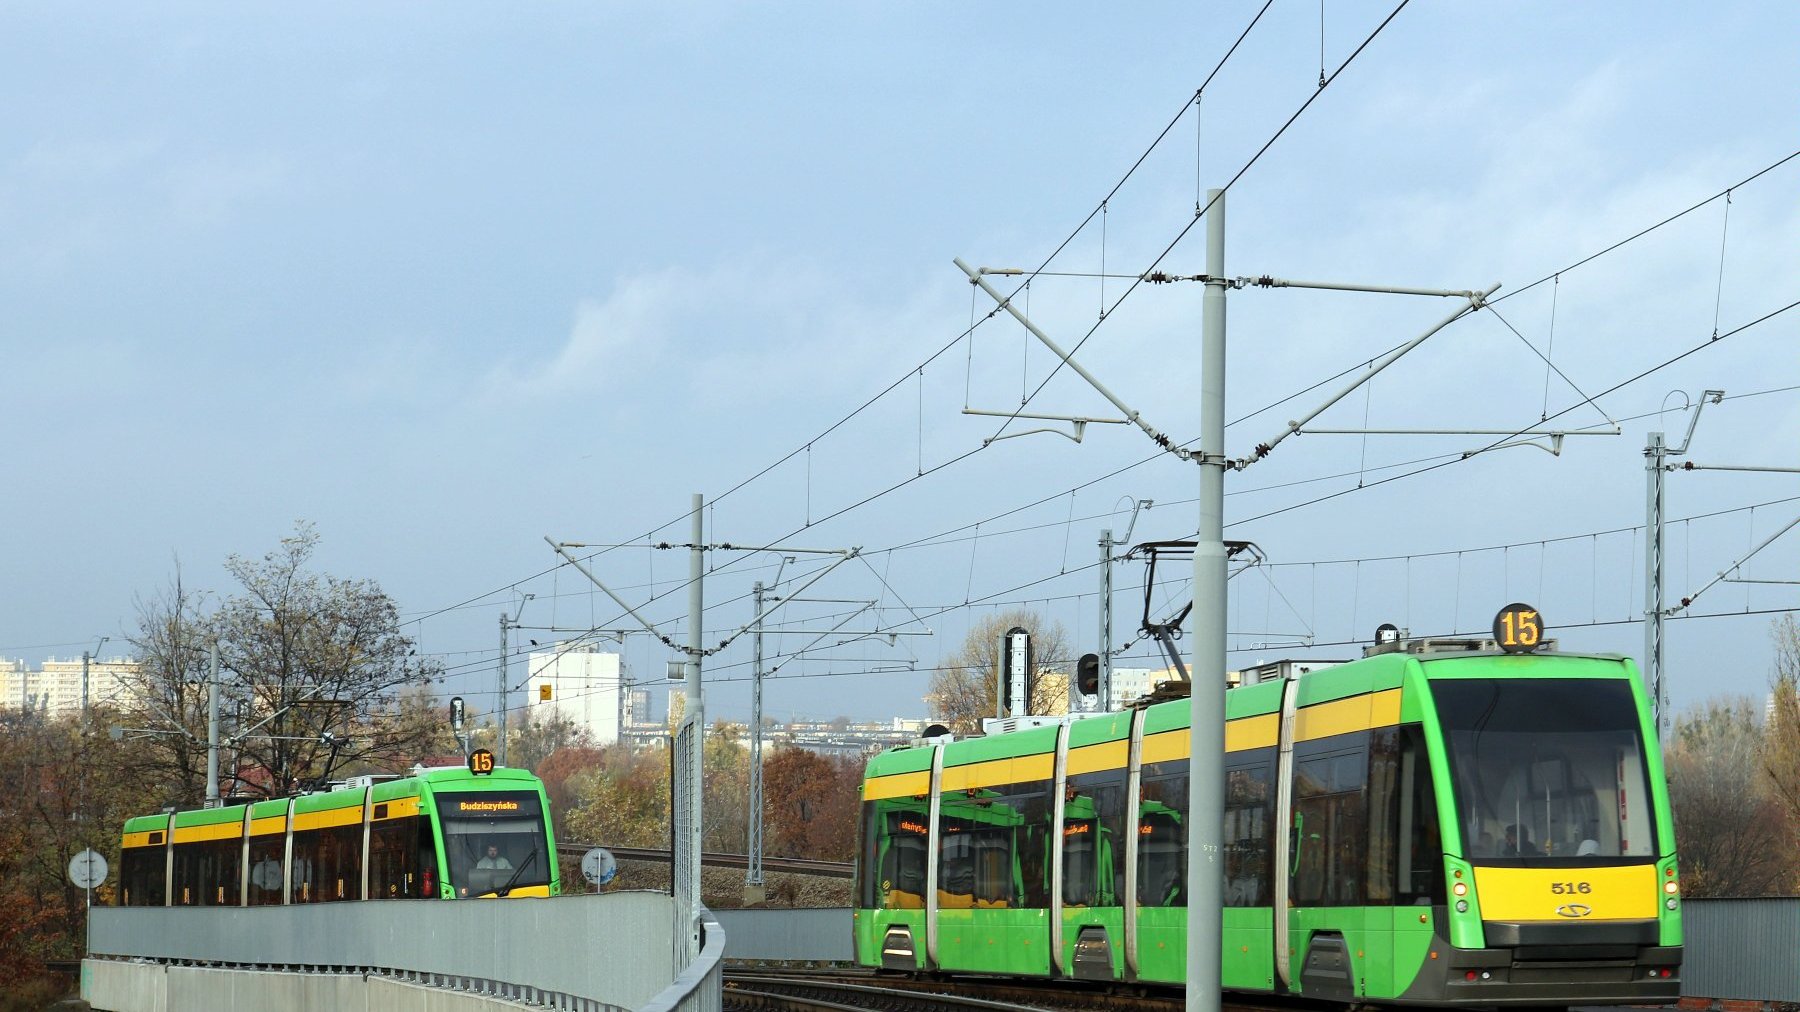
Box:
[480,257,965,412]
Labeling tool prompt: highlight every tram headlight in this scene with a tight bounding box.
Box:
[1664,880,1679,895]
[1455,899,1469,913]
[1666,897,1678,910]
[1452,882,1468,897]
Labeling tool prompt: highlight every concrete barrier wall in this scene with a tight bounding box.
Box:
[85,962,565,1012]
[88,891,674,1010]
[85,960,168,1012]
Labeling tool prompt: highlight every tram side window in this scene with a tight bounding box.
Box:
[879,808,929,908]
[1063,769,1125,907]
[1367,729,1400,904]
[857,801,878,908]
[317,822,363,901]
[1138,761,1189,907]
[290,828,320,902]
[120,846,165,907]
[290,819,366,902]
[247,835,284,906]
[368,815,421,899]
[172,837,242,907]
[1394,726,1445,904]
[938,813,977,906]
[936,778,1049,909]
[995,779,1049,907]
[1293,744,1369,907]
[1224,758,1273,907]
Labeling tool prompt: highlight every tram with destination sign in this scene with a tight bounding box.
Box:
[855,604,1682,1005]
[117,750,559,906]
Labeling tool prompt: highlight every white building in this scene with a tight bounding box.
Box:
[1,656,140,718]
[525,643,630,745]
[1072,666,1167,710]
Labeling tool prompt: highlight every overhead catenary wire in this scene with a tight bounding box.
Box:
[983,0,1413,459]
[391,71,1800,730]
[408,128,1800,662]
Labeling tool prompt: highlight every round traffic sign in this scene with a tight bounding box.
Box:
[68,848,108,889]
[581,847,617,887]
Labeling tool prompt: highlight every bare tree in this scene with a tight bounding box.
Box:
[124,523,445,800]
[926,609,1069,735]
[1666,696,1792,896]
[215,523,444,793]
[119,569,215,806]
[1768,617,1800,888]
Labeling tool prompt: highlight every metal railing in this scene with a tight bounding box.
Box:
[639,909,725,1012]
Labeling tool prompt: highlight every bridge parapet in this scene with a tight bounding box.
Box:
[84,891,702,1011]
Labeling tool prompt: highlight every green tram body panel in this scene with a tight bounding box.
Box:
[854,646,1683,1005]
[118,766,559,907]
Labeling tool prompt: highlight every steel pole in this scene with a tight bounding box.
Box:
[685,493,706,956]
[499,614,510,766]
[1186,188,1227,1012]
[747,582,766,898]
[1099,529,1114,712]
[206,642,220,806]
[1644,433,1666,741]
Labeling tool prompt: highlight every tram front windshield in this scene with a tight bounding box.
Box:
[435,792,550,896]
[1433,678,1656,862]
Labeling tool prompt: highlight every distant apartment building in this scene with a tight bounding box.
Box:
[0,655,141,717]
[525,643,633,746]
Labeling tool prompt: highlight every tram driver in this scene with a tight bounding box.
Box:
[477,842,513,871]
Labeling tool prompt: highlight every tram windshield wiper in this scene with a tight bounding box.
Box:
[496,849,538,897]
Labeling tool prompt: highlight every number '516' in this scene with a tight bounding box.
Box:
[1550,882,1592,894]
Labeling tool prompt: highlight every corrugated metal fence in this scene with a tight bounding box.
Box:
[1683,898,1800,1003]
[715,908,853,962]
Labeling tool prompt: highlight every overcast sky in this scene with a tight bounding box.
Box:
[4,2,1797,729]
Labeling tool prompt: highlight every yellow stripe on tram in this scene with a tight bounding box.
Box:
[291,806,362,832]
[249,816,287,836]
[375,797,422,821]
[863,770,931,801]
[938,752,1054,793]
[1065,739,1127,776]
[171,821,242,844]
[1293,688,1402,742]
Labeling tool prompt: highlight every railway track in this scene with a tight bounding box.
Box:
[722,968,1370,1012]
[722,969,1328,1012]
[726,971,1082,1012]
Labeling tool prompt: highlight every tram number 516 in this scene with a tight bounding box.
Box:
[1494,603,1544,653]
[1550,882,1593,895]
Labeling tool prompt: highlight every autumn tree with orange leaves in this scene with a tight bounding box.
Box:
[760,748,862,861]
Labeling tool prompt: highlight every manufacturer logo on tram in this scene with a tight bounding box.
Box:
[1556,903,1593,918]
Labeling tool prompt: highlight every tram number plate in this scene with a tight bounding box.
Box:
[1549,882,1592,894]
[1494,603,1545,653]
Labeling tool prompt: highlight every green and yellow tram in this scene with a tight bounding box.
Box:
[118,761,559,907]
[855,611,1681,1005]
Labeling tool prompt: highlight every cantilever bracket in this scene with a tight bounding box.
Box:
[962,408,1127,445]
